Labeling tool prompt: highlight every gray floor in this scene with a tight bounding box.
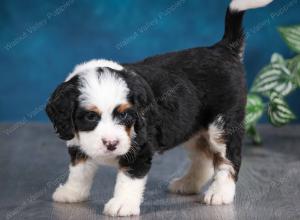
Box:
[0,123,300,220]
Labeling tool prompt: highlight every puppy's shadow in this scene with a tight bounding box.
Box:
[52,200,141,220]
[142,179,236,220]
[52,201,102,220]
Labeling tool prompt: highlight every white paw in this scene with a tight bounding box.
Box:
[203,178,235,205]
[52,184,89,203]
[168,177,201,194]
[103,197,140,217]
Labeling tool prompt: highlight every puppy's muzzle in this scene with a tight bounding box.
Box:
[102,138,119,151]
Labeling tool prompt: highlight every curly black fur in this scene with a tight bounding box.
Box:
[46,76,80,140]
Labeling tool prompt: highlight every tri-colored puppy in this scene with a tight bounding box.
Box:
[46,0,273,216]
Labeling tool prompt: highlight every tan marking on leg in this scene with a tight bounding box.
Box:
[198,130,235,180]
[203,116,236,205]
[169,130,214,194]
[68,147,88,166]
[196,130,214,159]
[74,157,88,165]
[208,117,226,156]
[213,153,235,180]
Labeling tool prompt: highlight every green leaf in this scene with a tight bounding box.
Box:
[296,68,300,87]
[271,53,285,64]
[251,62,295,96]
[287,55,300,87]
[278,25,300,54]
[245,94,264,129]
[267,91,296,127]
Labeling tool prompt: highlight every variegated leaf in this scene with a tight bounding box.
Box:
[267,92,296,127]
[278,25,300,54]
[287,55,300,87]
[251,62,295,96]
[271,53,285,64]
[245,94,264,129]
[296,68,300,87]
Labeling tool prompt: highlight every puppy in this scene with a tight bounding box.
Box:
[46,0,273,216]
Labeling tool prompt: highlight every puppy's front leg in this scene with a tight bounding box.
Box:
[103,171,147,217]
[52,146,98,203]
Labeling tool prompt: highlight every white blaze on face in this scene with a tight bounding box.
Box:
[65,59,124,82]
[76,68,132,158]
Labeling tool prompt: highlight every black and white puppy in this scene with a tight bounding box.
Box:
[46,0,273,217]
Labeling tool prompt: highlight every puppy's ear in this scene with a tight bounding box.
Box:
[45,77,80,140]
[127,73,158,145]
[133,111,147,145]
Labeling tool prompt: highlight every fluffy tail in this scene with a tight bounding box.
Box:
[222,0,273,57]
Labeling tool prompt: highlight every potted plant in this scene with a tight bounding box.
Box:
[246,24,300,144]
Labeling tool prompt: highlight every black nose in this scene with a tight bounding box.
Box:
[102,139,119,151]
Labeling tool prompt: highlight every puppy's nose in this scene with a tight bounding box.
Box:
[102,138,119,151]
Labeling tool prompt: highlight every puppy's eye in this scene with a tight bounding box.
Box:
[84,112,100,122]
[119,112,128,120]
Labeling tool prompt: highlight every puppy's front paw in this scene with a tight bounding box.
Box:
[103,197,140,217]
[168,177,201,194]
[52,184,89,203]
[202,179,235,205]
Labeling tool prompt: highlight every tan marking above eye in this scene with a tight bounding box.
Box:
[86,105,101,114]
[117,103,133,137]
[117,103,132,113]
[125,126,132,137]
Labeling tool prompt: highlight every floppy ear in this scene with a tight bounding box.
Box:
[127,73,159,146]
[45,77,80,140]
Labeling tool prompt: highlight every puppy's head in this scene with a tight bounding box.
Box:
[46,60,152,158]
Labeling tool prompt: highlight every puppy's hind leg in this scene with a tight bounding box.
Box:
[168,133,215,194]
[202,117,242,205]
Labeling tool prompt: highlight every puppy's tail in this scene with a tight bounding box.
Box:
[222,0,273,57]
